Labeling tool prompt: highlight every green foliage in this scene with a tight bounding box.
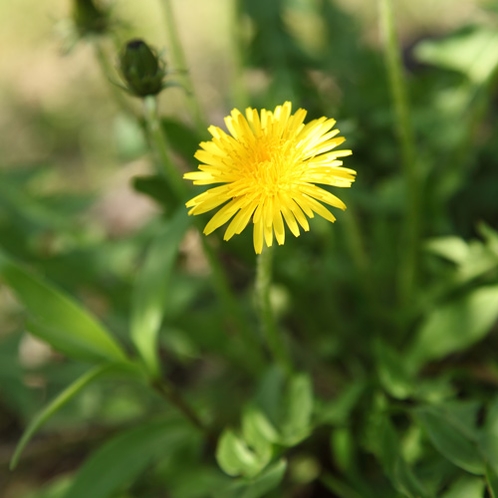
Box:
[130,209,191,376]
[0,250,127,364]
[2,0,498,497]
[61,419,193,498]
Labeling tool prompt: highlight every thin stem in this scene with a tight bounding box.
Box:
[159,0,207,130]
[342,204,369,282]
[229,0,250,109]
[143,96,187,200]
[255,246,292,374]
[152,378,206,432]
[379,0,419,307]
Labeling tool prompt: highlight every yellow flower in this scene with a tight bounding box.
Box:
[184,101,356,254]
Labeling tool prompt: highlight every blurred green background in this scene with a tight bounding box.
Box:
[1,1,498,497]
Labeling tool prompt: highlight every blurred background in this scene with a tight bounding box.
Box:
[1,0,498,497]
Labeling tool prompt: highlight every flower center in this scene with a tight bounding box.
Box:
[240,137,300,197]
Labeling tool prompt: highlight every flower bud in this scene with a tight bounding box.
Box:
[119,39,166,97]
[72,0,109,37]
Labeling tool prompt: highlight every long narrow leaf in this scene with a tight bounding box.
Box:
[0,250,126,363]
[10,364,112,469]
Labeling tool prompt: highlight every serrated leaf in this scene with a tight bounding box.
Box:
[130,209,191,377]
[62,419,191,498]
[408,285,498,371]
[416,406,484,475]
[0,250,126,364]
[11,364,112,469]
[216,429,262,478]
[216,459,287,498]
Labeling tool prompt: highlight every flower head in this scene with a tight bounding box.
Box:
[184,102,356,254]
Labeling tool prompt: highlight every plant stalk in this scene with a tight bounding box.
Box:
[159,0,207,131]
[255,246,292,374]
[143,96,188,200]
[152,378,206,432]
[379,0,419,307]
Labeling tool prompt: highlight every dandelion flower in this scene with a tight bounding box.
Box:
[184,101,356,254]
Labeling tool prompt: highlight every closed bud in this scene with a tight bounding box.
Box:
[72,0,109,37]
[119,39,166,97]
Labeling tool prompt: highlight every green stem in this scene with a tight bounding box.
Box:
[229,0,250,109]
[143,96,187,200]
[151,378,207,432]
[342,204,369,282]
[159,0,207,131]
[255,246,292,374]
[379,0,419,307]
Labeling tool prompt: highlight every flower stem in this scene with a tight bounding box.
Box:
[229,0,250,109]
[143,96,188,200]
[151,378,207,432]
[255,246,292,374]
[379,0,419,307]
[159,0,207,131]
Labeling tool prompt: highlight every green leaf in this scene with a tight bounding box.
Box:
[241,405,277,471]
[11,364,112,469]
[161,118,202,161]
[216,429,262,478]
[415,406,484,475]
[414,26,498,84]
[62,419,190,498]
[367,408,429,498]
[486,466,498,498]
[280,373,313,446]
[216,459,287,498]
[133,174,178,212]
[331,427,354,472]
[478,222,498,258]
[408,285,498,371]
[320,472,364,498]
[440,476,485,498]
[130,209,191,377]
[0,250,127,364]
[375,340,413,399]
[479,397,498,479]
[317,381,365,425]
[424,236,469,264]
